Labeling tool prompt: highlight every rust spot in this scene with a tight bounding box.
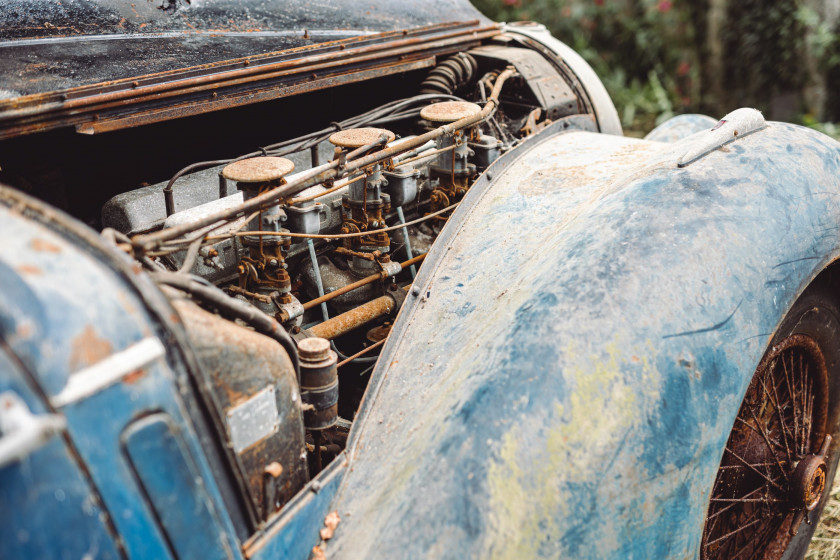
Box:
[69,325,113,370]
[311,545,326,560]
[17,322,34,339]
[264,462,284,477]
[220,381,249,407]
[16,264,42,275]
[319,511,341,541]
[30,238,61,253]
[116,291,139,316]
[122,369,146,384]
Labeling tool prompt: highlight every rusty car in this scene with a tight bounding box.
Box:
[2,1,840,559]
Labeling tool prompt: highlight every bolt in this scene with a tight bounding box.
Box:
[411,286,421,297]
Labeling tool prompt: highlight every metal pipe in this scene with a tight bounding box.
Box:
[395,206,416,279]
[301,252,425,311]
[308,294,397,340]
[306,239,330,321]
[288,173,364,205]
[133,67,516,252]
[336,338,386,368]
[391,144,455,169]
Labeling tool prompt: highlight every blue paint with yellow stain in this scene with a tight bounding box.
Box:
[4,109,840,559]
[325,114,840,558]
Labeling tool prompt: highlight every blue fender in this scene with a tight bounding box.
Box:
[323,113,840,558]
[645,113,719,143]
[0,190,242,560]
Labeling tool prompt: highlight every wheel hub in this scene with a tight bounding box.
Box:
[791,450,828,512]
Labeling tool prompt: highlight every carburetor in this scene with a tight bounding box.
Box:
[221,156,304,324]
[419,101,482,217]
[330,127,398,277]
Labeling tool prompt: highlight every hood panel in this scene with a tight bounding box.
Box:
[0,0,492,137]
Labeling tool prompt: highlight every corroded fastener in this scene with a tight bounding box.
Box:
[792,434,832,512]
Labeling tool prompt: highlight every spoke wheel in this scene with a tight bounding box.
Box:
[702,334,831,560]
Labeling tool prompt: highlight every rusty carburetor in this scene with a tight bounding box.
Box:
[83,43,590,520]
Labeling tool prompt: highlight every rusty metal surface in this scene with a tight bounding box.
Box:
[171,295,307,521]
[0,185,244,555]
[329,128,396,149]
[419,100,481,122]
[503,22,622,135]
[0,0,490,41]
[702,334,830,559]
[308,294,396,340]
[297,337,339,431]
[133,67,517,250]
[72,57,438,136]
[222,157,295,183]
[320,115,840,558]
[0,0,496,138]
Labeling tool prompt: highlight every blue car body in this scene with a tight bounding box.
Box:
[3,2,840,559]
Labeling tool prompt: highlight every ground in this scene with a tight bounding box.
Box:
[808,476,840,558]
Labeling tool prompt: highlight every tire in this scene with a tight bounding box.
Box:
[701,275,840,560]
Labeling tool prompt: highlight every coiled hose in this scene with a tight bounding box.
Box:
[420,53,478,95]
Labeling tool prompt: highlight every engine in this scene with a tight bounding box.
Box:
[7,41,599,528]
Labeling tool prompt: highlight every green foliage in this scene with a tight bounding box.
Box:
[723,0,806,106]
[475,0,699,130]
[473,0,840,132]
[797,6,840,69]
[800,113,840,141]
[473,0,703,131]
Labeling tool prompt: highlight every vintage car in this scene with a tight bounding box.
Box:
[2,1,839,559]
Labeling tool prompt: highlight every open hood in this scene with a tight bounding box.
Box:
[0,0,494,137]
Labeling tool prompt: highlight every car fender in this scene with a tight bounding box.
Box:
[326,114,840,558]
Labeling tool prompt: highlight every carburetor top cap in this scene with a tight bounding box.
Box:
[329,127,395,149]
[222,156,295,183]
[420,101,481,123]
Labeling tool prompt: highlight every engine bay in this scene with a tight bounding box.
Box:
[0,40,598,532]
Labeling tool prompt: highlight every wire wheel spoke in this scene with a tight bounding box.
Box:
[701,335,829,560]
